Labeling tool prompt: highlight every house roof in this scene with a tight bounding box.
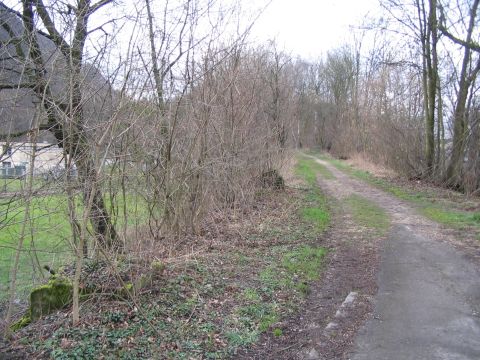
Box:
[0,3,113,144]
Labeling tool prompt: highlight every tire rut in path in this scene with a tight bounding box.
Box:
[314,158,480,360]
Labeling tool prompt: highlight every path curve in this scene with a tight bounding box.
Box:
[313,157,480,360]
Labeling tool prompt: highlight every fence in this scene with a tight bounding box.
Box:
[0,166,26,179]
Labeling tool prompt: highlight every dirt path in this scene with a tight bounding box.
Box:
[313,158,480,360]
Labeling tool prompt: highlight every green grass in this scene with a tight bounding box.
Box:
[237,302,279,332]
[258,244,326,298]
[300,186,330,234]
[315,153,480,231]
[295,155,331,234]
[345,194,390,235]
[272,328,283,337]
[421,207,480,228]
[295,156,335,184]
[0,192,149,300]
[0,195,73,297]
[282,246,326,281]
[241,288,261,302]
[301,207,330,232]
[257,245,325,301]
[344,168,479,229]
[0,178,50,193]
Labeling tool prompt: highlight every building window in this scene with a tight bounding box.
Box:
[2,161,11,168]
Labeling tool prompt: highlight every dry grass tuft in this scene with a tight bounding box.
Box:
[347,153,397,178]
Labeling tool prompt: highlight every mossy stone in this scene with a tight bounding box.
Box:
[30,276,73,320]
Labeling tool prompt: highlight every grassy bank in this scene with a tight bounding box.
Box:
[13,156,331,359]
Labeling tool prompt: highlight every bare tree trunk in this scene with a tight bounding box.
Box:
[435,79,444,175]
[416,0,437,175]
[445,0,480,187]
[23,0,120,250]
[465,110,480,194]
[426,0,439,174]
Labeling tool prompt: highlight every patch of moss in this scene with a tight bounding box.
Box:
[10,314,31,331]
[30,276,73,320]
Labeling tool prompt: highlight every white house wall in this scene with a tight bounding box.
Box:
[0,142,66,175]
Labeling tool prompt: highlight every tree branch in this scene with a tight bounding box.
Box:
[438,25,480,52]
[88,0,114,16]
[34,0,71,57]
[438,0,480,52]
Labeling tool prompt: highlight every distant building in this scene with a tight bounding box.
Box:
[0,141,70,179]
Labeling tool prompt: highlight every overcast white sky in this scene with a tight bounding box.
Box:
[249,0,381,59]
[2,0,383,62]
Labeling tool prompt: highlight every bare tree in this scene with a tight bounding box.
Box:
[0,1,121,250]
[443,0,480,186]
